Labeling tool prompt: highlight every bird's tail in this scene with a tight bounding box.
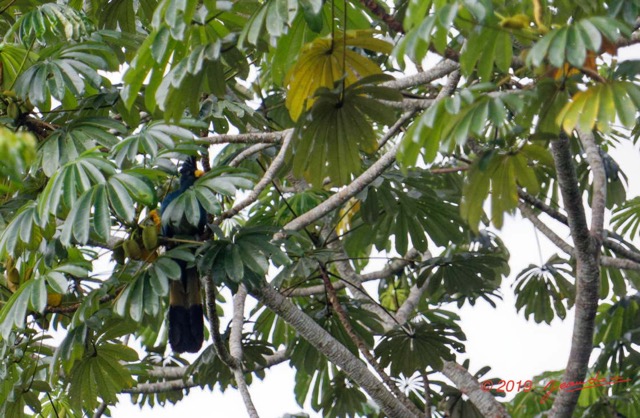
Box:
[168,266,204,353]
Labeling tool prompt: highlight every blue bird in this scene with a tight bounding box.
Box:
[160,156,206,353]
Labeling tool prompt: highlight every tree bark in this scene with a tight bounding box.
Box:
[249,282,416,417]
[548,133,602,418]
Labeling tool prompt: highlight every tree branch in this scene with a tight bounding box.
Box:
[230,285,260,418]
[441,362,510,418]
[518,202,575,255]
[549,133,601,418]
[203,130,290,145]
[394,252,433,326]
[229,143,274,167]
[318,264,422,417]
[519,202,640,272]
[277,130,403,236]
[577,129,606,237]
[203,276,239,369]
[278,69,460,238]
[217,131,292,223]
[382,60,460,91]
[249,282,415,417]
[518,189,640,264]
[283,249,421,297]
[124,378,197,394]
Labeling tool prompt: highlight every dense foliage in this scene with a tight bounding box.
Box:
[0,0,639,417]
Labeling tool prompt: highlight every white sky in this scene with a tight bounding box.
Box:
[103,45,640,417]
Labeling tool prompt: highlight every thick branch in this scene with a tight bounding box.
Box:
[577,129,606,237]
[518,203,574,255]
[249,282,415,417]
[124,378,196,394]
[549,134,601,418]
[441,362,510,418]
[382,60,460,90]
[278,137,401,236]
[203,130,290,145]
[319,264,422,417]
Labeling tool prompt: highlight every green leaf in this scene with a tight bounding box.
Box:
[107,178,135,223]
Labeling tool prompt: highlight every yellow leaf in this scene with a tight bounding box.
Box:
[285,31,391,121]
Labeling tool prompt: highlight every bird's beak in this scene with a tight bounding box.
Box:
[194,169,204,178]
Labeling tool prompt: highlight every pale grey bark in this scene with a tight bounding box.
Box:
[219,131,292,222]
[230,285,260,418]
[250,282,416,417]
[381,60,459,90]
[229,143,274,167]
[204,130,291,145]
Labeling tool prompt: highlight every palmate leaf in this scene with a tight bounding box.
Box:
[460,24,512,81]
[67,342,136,412]
[37,151,116,218]
[398,88,525,168]
[17,3,94,45]
[121,19,226,115]
[592,295,640,378]
[238,0,302,45]
[556,81,640,134]
[111,122,193,166]
[319,371,368,418]
[0,44,37,90]
[114,255,181,321]
[284,30,393,120]
[393,2,459,66]
[269,0,371,85]
[349,170,466,256]
[374,321,461,375]
[0,277,46,340]
[460,151,540,231]
[0,202,52,258]
[291,74,401,186]
[513,255,575,324]
[39,117,125,177]
[418,250,509,307]
[611,196,640,239]
[199,226,289,289]
[155,49,222,121]
[14,42,117,111]
[162,166,255,229]
[526,17,631,69]
[594,295,640,346]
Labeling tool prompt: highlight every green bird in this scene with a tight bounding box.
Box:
[160,156,206,353]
